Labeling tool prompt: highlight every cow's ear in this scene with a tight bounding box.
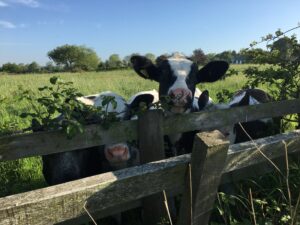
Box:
[198,90,210,110]
[130,55,160,81]
[128,94,154,112]
[197,61,229,83]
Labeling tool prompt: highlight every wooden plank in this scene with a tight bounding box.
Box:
[224,130,300,173]
[177,131,229,225]
[138,110,168,225]
[163,98,300,135]
[56,200,141,225]
[0,120,137,162]
[57,186,183,225]
[1,98,300,162]
[1,131,300,225]
[0,154,190,225]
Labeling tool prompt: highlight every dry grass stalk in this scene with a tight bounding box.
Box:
[249,188,257,225]
[237,122,283,176]
[291,190,300,225]
[162,190,173,225]
[188,163,193,225]
[83,201,98,225]
[283,141,292,213]
[237,123,296,224]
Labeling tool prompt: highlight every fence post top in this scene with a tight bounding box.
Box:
[196,130,230,147]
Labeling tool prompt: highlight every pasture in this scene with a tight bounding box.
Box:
[0,65,248,197]
[0,64,299,225]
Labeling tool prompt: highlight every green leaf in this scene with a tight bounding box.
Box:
[49,76,59,85]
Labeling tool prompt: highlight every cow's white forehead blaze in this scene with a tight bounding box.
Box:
[167,55,193,95]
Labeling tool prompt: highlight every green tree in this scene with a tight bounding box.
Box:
[214,50,234,63]
[1,63,26,74]
[106,54,123,69]
[205,53,217,62]
[191,48,207,65]
[47,44,100,72]
[27,62,40,73]
[123,55,131,68]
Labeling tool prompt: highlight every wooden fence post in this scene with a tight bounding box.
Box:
[138,109,167,225]
[177,130,229,225]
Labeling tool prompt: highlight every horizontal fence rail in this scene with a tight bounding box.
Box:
[1,98,300,162]
[1,130,300,225]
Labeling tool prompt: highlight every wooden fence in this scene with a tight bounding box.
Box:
[1,98,300,225]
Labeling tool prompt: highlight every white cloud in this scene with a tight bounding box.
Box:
[0,1,8,7]
[0,20,16,29]
[7,0,40,8]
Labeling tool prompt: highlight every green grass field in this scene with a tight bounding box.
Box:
[0,65,299,224]
[0,64,248,197]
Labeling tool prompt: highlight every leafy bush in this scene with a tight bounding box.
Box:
[18,76,119,138]
[216,29,300,130]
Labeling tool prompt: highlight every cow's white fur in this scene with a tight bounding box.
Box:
[76,96,97,106]
[127,89,159,121]
[193,88,214,111]
[167,54,193,96]
[228,91,247,106]
[93,91,127,119]
[127,89,159,105]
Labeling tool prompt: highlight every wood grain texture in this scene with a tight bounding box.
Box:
[0,154,189,225]
[1,131,300,225]
[177,131,229,225]
[1,99,300,162]
[138,110,167,225]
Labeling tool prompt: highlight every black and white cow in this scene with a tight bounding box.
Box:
[88,90,159,172]
[131,53,229,155]
[42,90,158,185]
[197,88,281,144]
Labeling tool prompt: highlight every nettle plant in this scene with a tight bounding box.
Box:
[19,76,119,138]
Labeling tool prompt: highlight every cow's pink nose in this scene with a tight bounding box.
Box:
[169,88,192,99]
[104,144,130,163]
[169,89,192,106]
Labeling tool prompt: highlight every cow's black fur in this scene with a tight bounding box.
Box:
[197,88,281,144]
[131,54,229,155]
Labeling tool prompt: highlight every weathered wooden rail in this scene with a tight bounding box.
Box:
[1,98,300,162]
[1,130,300,225]
[0,98,300,225]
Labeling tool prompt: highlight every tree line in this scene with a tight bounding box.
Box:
[0,44,258,74]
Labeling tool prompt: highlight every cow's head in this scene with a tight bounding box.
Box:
[102,90,158,169]
[131,53,229,113]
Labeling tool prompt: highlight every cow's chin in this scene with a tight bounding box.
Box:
[170,105,189,114]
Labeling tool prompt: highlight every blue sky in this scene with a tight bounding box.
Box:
[0,0,300,65]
